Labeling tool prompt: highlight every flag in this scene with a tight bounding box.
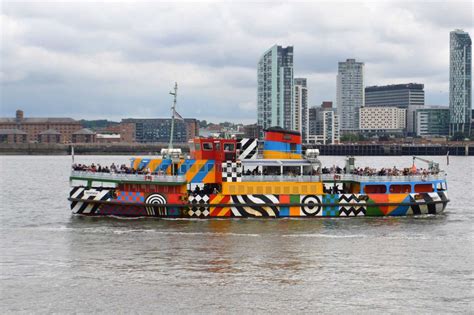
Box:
[173,109,184,121]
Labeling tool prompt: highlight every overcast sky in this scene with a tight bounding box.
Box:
[1,0,472,123]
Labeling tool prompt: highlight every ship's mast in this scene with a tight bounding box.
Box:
[168,82,178,150]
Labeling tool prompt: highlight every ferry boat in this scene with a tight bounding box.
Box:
[68,127,449,218]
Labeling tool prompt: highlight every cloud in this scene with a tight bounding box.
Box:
[1,1,472,123]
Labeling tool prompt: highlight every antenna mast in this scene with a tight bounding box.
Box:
[169,82,178,150]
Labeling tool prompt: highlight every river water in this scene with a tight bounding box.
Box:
[0,155,472,313]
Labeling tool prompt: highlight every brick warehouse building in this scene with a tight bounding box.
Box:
[0,110,82,143]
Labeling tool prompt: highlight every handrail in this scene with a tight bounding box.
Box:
[70,170,186,183]
[242,172,446,183]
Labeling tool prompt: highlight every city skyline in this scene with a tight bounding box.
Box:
[1,1,473,123]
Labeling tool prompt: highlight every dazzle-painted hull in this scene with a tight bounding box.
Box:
[69,187,449,218]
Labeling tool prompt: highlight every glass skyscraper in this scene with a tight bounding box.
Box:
[257,45,294,138]
[449,30,472,137]
[336,59,364,132]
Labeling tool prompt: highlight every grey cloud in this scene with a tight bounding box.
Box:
[1,1,472,122]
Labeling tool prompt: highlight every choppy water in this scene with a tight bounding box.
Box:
[0,155,473,313]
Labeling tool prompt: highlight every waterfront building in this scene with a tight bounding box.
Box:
[415,106,450,137]
[72,128,97,143]
[0,110,82,143]
[336,59,364,133]
[365,83,425,135]
[0,129,28,144]
[449,30,472,136]
[38,129,62,144]
[359,107,406,134]
[105,122,136,143]
[121,118,199,143]
[257,45,294,137]
[365,83,425,108]
[307,102,340,144]
[243,123,259,139]
[294,78,308,141]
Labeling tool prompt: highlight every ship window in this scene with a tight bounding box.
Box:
[195,143,200,151]
[415,184,434,193]
[256,186,263,194]
[436,182,446,191]
[214,142,221,150]
[389,185,411,193]
[274,186,281,194]
[202,143,212,151]
[265,186,272,194]
[363,185,387,194]
[223,143,235,152]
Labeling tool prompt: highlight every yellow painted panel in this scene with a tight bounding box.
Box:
[263,150,302,160]
[222,182,323,195]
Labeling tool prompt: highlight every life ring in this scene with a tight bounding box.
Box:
[334,174,341,181]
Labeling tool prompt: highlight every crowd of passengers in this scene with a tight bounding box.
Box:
[243,165,438,176]
[322,166,439,176]
[73,163,439,177]
[72,163,159,175]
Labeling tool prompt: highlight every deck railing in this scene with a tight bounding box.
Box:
[242,172,446,183]
[70,170,186,183]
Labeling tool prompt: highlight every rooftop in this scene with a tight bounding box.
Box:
[365,83,424,92]
[0,117,79,123]
[73,128,96,135]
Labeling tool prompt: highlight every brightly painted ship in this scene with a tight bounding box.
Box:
[68,127,449,218]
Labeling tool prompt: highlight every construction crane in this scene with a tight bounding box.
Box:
[413,156,440,173]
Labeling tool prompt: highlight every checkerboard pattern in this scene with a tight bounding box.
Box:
[323,194,339,216]
[117,191,145,203]
[221,161,242,182]
[188,194,210,217]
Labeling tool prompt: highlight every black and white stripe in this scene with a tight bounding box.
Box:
[230,194,279,217]
[237,138,258,160]
[69,188,111,214]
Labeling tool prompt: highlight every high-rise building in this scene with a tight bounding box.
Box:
[365,83,425,135]
[336,59,364,132]
[294,78,308,140]
[307,102,340,144]
[415,106,450,137]
[257,45,294,138]
[449,30,472,137]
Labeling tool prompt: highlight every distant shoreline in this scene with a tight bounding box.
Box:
[1,143,473,156]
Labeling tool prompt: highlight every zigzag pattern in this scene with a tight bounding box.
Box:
[338,194,366,217]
